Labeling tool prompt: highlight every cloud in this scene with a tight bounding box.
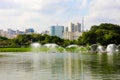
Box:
[85,0,120,29]
[0,0,120,32]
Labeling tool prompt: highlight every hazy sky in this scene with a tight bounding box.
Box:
[0,0,120,33]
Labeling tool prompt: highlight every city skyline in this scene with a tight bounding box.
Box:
[0,0,120,33]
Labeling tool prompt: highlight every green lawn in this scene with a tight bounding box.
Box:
[0,48,31,52]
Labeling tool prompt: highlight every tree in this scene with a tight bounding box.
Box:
[78,23,120,46]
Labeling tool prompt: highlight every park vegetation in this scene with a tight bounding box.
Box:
[0,23,119,50]
[78,23,120,46]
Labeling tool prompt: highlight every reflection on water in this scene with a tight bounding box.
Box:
[0,52,120,80]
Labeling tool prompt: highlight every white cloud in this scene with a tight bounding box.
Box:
[85,0,120,30]
[0,0,120,32]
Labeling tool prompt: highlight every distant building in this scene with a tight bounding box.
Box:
[41,30,50,35]
[25,28,34,34]
[69,23,75,32]
[0,28,36,39]
[63,31,82,40]
[68,22,82,32]
[0,29,8,38]
[7,29,17,39]
[63,32,74,40]
[51,25,64,38]
[16,30,25,35]
[63,22,82,40]
[65,27,68,32]
[76,23,81,32]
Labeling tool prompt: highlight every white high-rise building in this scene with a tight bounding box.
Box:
[63,22,83,40]
[68,22,82,32]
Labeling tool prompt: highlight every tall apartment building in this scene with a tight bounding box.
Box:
[63,22,83,40]
[69,22,82,32]
[51,25,64,38]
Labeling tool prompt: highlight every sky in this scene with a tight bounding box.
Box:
[0,0,120,33]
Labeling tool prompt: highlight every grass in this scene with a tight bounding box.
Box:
[65,47,78,53]
[0,46,90,53]
[0,48,31,52]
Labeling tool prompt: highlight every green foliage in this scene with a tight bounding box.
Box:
[65,47,78,53]
[9,34,65,48]
[0,36,8,40]
[78,23,120,46]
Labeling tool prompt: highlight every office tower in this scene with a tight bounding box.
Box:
[51,25,64,38]
[63,22,82,40]
[25,28,34,34]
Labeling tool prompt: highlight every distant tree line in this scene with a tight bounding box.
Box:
[0,34,76,48]
[0,23,120,48]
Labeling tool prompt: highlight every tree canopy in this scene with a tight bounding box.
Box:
[78,23,120,46]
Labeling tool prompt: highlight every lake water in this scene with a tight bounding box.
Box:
[0,52,120,80]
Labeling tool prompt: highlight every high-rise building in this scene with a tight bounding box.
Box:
[25,28,34,34]
[68,22,82,32]
[77,23,81,32]
[63,22,82,40]
[65,27,68,32]
[51,25,64,38]
[69,23,75,32]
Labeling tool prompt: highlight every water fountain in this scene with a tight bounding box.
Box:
[117,44,120,52]
[97,45,105,53]
[31,43,41,48]
[43,43,64,53]
[44,43,59,48]
[1,42,120,80]
[65,44,79,53]
[90,44,98,53]
[66,44,79,48]
[106,44,117,54]
[31,42,41,52]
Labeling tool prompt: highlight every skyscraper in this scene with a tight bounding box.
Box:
[69,23,75,32]
[77,23,81,32]
[68,22,82,32]
[63,22,82,40]
[51,25,64,38]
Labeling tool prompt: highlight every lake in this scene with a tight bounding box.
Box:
[0,52,120,80]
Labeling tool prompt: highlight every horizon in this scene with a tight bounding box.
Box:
[0,0,120,33]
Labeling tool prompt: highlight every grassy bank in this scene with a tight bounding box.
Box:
[0,47,89,52]
[0,48,31,52]
[0,47,65,52]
